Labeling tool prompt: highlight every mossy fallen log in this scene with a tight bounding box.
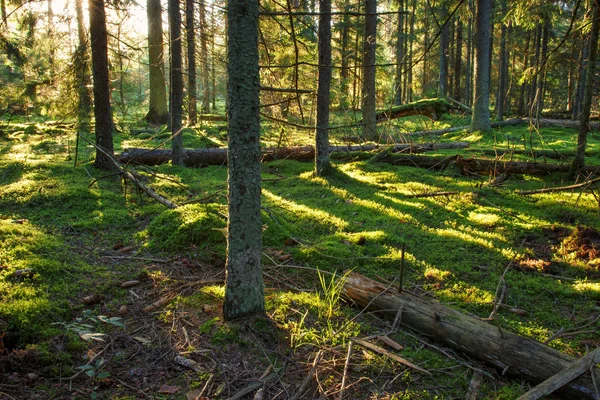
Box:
[375,98,452,122]
[118,142,469,166]
[341,272,600,399]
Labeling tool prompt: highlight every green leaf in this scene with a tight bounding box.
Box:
[95,371,111,379]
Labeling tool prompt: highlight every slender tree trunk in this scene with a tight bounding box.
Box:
[224,0,265,320]
[339,1,350,109]
[496,0,508,120]
[361,0,377,139]
[352,27,360,109]
[74,0,91,130]
[211,2,217,110]
[534,18,550,122]
[567,43,577,113]
[572,36,588,119]
[146,0,169,124]
[528,23,542,113]
[169,0,184,165]
[423,11,430,96]
[407,0,416,101]
[186,0,197,124]
[88,0,114,170]
[470,0,491,131]
[394,0,405,105]
[315,0,332,176]
[199,0,210,113]
[453,17,463,101]
[570,0,600,176]
[464,0,473,106]
[1,0,6,24]
[439,4,449,97]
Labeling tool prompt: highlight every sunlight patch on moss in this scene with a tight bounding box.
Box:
[468,212,501,227]
[573,280,600,300]
[262,189,349,231]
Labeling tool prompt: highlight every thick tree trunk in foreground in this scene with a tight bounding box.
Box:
[315,0,332,176]
[169,0,185,165]
[119,143,470,166]
[341,272,600,399]
[470,0,491,131]
[88,0,114,170]
[145,0,169,125]
[570,0,600,176]
[223,0,265,320]
[361,0,377,140]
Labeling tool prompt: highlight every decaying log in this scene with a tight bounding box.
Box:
[340,272,600,399]
[407,118,524,137]
[373,154,458,170]
[532,118,600,130]
[516,176,600,195]
[454,155,599,176]
[376,98,452,122]
[517,348,600,400]
[118,142,469,166]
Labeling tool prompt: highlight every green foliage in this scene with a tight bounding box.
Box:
[145,203,226,254]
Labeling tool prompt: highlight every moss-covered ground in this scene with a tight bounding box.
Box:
[0,113,598,399]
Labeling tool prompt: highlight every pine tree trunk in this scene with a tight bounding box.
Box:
[423,12,430,96]
[146,0,168,124]
[199,0,210,113]
[211,3,217,110]
[572,36,588,120]
[407,0,415,102]
[394,0,405,105]
[570,0,600,176]
[470,0,491,131]
[169,0,185,165]
[528,24,542,113]
[464,0,473,106]
[88,0,114,170]
[534,18,550,122]
[185,0,197,125]
[439,4,449,97]
[223,0,265,320]
[517,30,530,115]
[361,0,377,140]
[453,17,463,101]
[339,1,350,109]
[315,0,332,176]
[496,0,508,120]
[74,0,91,130]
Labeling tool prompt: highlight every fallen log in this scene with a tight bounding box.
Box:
[407,118,524,137]
[454,155,599,176]
[118,142,469,166]
[340,272,600,399]
[375,98,452,122]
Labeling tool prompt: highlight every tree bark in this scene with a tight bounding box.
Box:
[470,0,491,131]
[315,0,332,176]
[439,3,450,97]
[407,0,416,102]
[361,0,377,140]
[464,0,473,106]
[572,36,588,120]
[570,0,600,176]
[145,0,169,124]
[199,0,210,113]
[185,0,197,125]
[339,1,351,109]
[341,272,600,399]
[88,0,114,170]
[394,0,405,105]
[517,30,531,115]
[169,0,185,165]
[224,0,265,320]
[496,0,508,120]
[453,17,463,101]
[74,0,91,131]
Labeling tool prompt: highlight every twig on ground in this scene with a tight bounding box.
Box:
[352,338,430,375]
[339,343,354,400]
[290,350,323,400]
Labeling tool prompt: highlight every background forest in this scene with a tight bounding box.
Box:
[0,0,599,399]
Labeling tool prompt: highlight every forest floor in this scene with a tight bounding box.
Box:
[0,113,599,399]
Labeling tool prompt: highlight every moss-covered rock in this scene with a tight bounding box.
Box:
[146,203,226,256]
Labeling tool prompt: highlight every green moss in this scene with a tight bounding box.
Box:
[145,203,226,254]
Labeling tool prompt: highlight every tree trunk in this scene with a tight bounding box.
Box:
[185,0,197,125]
[145,0,168,124]
[169,0,185,165]
[439,3,449,97]
[315,0,332,176]
[341,272,600,399]
[464,0,473,106]
[339,1,350,109]
[199,0,210,113]
[517,30,531,115]
[394,0,405,105]
[211,3,217,110]
[534,18,550,123]
[528,24,542,114]
[496,0,508,120]
[407,0,416,102]
[361,0,377,140]
[88,0,114,170]
[223,0,265,320]
[74,0,91,131]
[470,0,491,131]
[570,0,600,176]
[572,36,588,120]
[453,17,463,101]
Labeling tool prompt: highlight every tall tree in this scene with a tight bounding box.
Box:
[394,0,405,105]
[169,0,185,165]
[339,1,351,109]
[74,0,91,130]
[496,0,508,120]
[145,0,169,124]
[453,16,463,101]
[223,0,265,320]
[362,0,377,140]
[88,0,114,170]
[199,0,211,113]
[570,0,600,176]
[315,0,332,176]
[439,3,450,97]
[470,0,491,131]
[186,0,197,125]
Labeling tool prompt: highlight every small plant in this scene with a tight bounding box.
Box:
[317,268,351,320]
[55,310,125,342]
[76,358,111,379]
